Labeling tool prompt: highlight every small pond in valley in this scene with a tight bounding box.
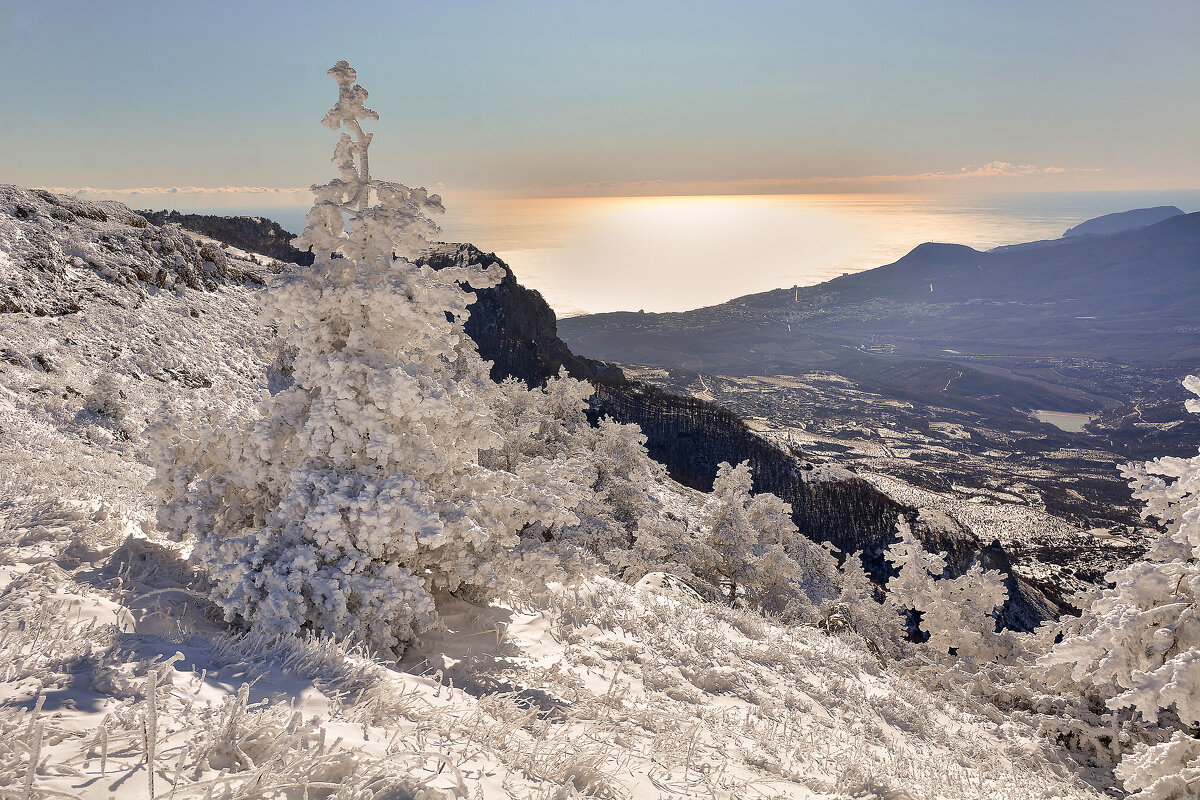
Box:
[1032,410,1096,433]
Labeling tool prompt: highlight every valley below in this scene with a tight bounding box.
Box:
[617,362,1150,602]
[561,210,1200,605]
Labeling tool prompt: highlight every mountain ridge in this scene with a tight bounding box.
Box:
[1063,204,1183,237]
[558,211,1200,389]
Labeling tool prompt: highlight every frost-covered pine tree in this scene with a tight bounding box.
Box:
[882,515,946,611]
[1038,376,1200,796]
[882,515,943,640]
[585,418,671,549]
[480,369,682,569]
[702,462,765,604]
[154,62,575,656]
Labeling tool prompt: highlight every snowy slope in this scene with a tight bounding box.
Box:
[0,189,1110,799]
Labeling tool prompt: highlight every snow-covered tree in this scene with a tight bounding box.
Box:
[611,511,703,586]
[883,516,947,611]
[1115,732,1200,800]
[480,369,684,570]
[1038,375,1200,793]
[698,461,840,616]
[702,462,766,604]
[483,370,595,473]
[585,418,670,547]
[921,561,1010,660]
[883,516,1009,659]
[817,551,906,659]
[154,62,577,656]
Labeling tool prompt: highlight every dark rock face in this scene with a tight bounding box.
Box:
[418,244,620,387]
[138,210,316,266]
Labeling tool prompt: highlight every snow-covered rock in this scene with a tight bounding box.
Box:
[0,184,275,315]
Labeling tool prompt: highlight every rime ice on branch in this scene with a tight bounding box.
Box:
[1038,375,1200,793]
[295,60,447,264]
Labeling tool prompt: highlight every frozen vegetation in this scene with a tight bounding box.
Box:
[0,62,1196,798]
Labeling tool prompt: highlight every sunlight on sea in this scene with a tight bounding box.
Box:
[203,190,1200,317]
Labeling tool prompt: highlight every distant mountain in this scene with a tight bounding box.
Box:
[557,209,1200,609]
[1063,205,1183,238]
[559,212,1200,412]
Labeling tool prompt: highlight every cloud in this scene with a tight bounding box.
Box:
[46,163,1098,204]
[957,161,1067,177]
[530,162,1094,198]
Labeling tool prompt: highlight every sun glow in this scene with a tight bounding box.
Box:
[438,192,1129,316]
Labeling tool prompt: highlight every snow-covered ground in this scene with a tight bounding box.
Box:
[0,186,1117,799]
[0,529,1110,799]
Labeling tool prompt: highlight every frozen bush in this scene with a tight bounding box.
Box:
[86,370,129,421]
[1038,375,1200,788]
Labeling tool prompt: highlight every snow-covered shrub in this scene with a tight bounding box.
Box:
[83,370,135,444]
[1115,733,1200,800]
[818,551,907,660]
[85,371,129,420]
[696,460,840,617]
[154,62,579,656]
[883,516,1009,660]
[612,511,708,588]
[1037,375,1200,791]
[482,368,711,585]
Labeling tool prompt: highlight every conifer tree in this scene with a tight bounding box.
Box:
[154,62,575,655]
[699,461,840,614]
[883,516,1008,659]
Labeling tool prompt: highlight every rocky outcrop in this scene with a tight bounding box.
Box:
[138,209,316,266]
[0,186,270,315]
[418,244,621,387]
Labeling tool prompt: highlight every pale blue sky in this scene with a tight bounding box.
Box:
[3,0,1198,202]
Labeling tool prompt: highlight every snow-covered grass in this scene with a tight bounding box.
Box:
[0,512,1108,800]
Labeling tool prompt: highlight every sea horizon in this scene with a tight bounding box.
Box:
[161,188,1200,317]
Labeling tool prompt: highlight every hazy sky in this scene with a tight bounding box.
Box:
[3,0,1198,204]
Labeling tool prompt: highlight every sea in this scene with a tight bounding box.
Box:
[182,190,1200,318]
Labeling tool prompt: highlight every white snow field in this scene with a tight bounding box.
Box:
[0,183,1117,799]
